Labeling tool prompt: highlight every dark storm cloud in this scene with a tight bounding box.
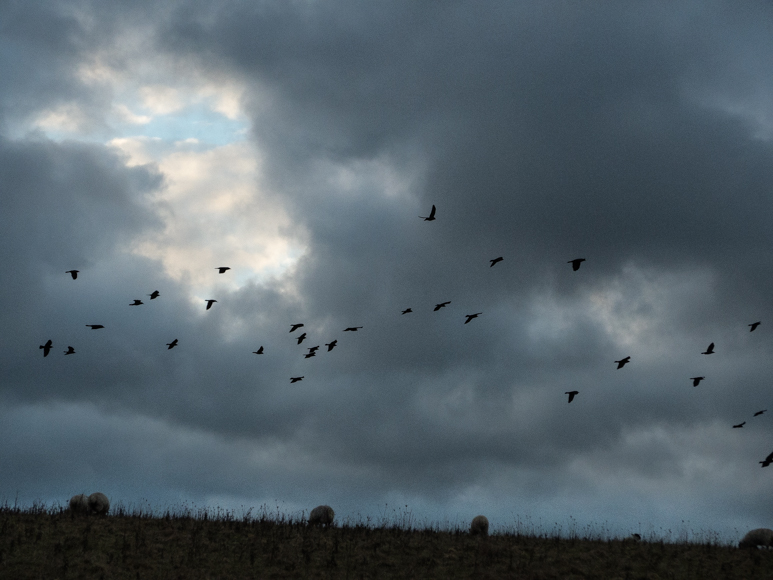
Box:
[159,0,773,272]
[0,136,163,371]
[147,1,773,364]
[149,0,773,522]
[0,1,112,132]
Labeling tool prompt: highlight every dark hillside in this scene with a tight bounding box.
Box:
[1,501,772,579]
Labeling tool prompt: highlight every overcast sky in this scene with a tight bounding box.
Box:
[2,0,773,540]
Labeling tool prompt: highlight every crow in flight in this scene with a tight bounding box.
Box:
[565,391,579,403]
[490,257,503,267]
[308,346,320,353]
[434,301,451,311]
[325,340,337,351]
[419,204,436,221]
[130,299,143,306]
[252,346,264,355]
[343,327,363,331]
[86,325,104,330]
[166,339,178,349]
[297,332,307,345]
[733,422,745,428]
[401,308,412,315]
[760,451,773,468]
[614,356,631,369]
[754,410,767,417]
[64,346,75,355]
[749,321,761,332]
[40,340,52,357]
[205,299,217,310]
[216,267,231,273]
[690,376,705,387]
[148,290,160,299]
[702,342,715,355]
[305,351,316,359]
[289,323,304,333]
[464,313,482,324]
[290,376,304,383]
[568,259,586,271]
[66,270,79,280]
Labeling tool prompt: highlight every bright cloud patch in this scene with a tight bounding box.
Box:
[587,264,716,356]
[33,102,95,135]
[139,85,185,115]
[39,50,303,298]
[110,137,301,297]
[113,104,152,125]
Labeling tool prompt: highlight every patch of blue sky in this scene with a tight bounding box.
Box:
[22,102,248,151]
[123,104,249,147]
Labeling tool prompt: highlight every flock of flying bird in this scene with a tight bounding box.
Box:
[429,205,772,466]
[41,204,771,467]
[601,333,769,440]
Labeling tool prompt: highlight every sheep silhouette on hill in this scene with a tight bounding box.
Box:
[308,505,335,527]
[68,492,109,516]
[87,492,110,516]
[470,515,489,536]
[68,494,89,514]
[739,528,773,549]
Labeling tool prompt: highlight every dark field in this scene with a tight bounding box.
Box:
[1,500,772,579]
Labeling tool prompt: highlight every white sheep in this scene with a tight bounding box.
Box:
[68,494,89,514]
[308,505,335,527]
[739,528,773,549]
[87,492,110,516]
[470,515,489,536]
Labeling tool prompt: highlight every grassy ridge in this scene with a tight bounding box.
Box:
[1,501,772,579]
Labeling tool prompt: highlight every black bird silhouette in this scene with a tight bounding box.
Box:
[205,299,217,310]
[308,346,320,353]
[614,356,631,369]
[252,346,264,355]
[754,410,767,417]
[733,422,745,428]
[130,299,143,306]
[343,327,363,331]
[304,351,316,359]
[464,313,482,324]
[401,308,412,315]
[86,325,104,330]
[749,321,761,332]
[690,376,705,387]
[64,346,75,355]
[490,257,503,267]
[166,339,178,349]
[702,342,715,355]
[434,301,451,311]
[760,451,773,467]
[565,390,579,403]
[419,204,436,221]
[289,323,304,333]
[216,267,231,273]
[290,376,304,383]
[66,270,79,280]
[40,340,52,357]
[325,340,337,351]
[148,290,160,299]
[568,259,586,271]
[297,332,307,345]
